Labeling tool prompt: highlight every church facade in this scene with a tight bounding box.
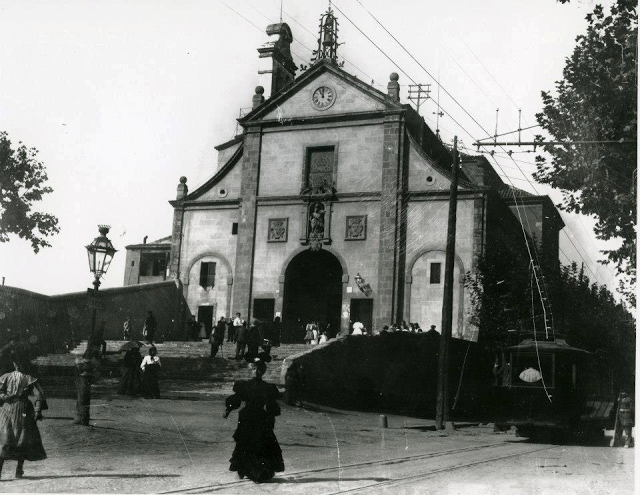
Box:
[125,13,564,342]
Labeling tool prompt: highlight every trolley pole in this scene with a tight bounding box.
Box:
[435,136,459,430]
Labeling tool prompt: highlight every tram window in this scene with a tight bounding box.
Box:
[512,352,555,388]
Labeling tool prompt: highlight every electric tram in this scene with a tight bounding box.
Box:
[492,333,616,439]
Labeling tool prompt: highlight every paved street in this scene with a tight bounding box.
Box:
[0,395,632,494]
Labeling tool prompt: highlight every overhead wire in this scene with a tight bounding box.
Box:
[226,0,609,290]
[342,0,612,288]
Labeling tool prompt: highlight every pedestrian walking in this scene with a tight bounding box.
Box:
[143,311,157,344]
[123,317,132,340]
[223,353,284,482]
[118,346,142,396]
[140,346,161,398]
[0,345,47,480]
[210,317,226,358]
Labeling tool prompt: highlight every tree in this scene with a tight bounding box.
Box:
[0,132,60,252]
[557,262,635,393]
[534,0,637,305]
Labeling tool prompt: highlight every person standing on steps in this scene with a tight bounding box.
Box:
[246,319,262,359]
[210,317,226,358]
[231,313,244,344]
[143,311,157,345]
[123,316,132,341]
[0,345,47,480]
[234,320,249,360]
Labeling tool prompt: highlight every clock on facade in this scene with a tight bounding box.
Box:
[311,85,336,110]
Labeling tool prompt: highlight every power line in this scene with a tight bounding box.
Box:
[342,0,495,140]
[330,2,479,144]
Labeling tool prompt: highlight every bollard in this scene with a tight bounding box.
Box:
[379,414,388,428]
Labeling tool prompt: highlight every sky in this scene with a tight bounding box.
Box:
[0,0,622,296]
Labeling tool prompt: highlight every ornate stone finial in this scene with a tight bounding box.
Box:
[252,86,265,108]
[176,176,188,200]
[311,7,341,65]
[388,73,400,102]
[257,23,296,96]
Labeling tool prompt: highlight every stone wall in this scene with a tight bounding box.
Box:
[283,333,492,418]
[0,281,188,354]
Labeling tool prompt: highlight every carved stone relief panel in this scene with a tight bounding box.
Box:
[268,218,288,242]
[345,215,367,240]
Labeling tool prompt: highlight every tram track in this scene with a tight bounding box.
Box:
[160,440,533,494]
[323,443,561,494]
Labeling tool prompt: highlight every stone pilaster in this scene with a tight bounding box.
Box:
[471,196,486,272]
[376,113,407,328]
[231,126,262,320]
[168,177,188,281]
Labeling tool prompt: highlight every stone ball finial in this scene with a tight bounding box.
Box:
[390,72,399,82]
[255,86,265,95]
[179,176,187,184]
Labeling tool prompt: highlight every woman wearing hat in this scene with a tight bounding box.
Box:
[223,352,284,482]
[0,345,47,479]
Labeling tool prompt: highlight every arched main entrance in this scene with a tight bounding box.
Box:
[282,249,343,343]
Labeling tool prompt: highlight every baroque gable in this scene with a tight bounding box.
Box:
[241,59,402,125]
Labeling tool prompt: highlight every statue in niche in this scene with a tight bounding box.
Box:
[309,202,326,238]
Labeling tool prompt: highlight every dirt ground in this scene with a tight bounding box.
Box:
[0,393,634,494]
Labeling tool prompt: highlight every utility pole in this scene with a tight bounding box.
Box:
[435,136,459,431]
[408,84,431,114]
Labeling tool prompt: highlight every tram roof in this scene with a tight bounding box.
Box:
[504,338,592,355]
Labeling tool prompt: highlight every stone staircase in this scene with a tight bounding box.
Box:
[33,341,308,399]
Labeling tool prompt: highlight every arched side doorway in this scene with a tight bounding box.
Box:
[282,249,343,343]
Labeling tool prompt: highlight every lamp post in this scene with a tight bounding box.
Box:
[74,225,116,426]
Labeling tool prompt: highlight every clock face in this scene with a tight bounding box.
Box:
[311,86,336,110]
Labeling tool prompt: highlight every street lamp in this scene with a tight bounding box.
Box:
[86,225,117,291]
[74,225,116,426]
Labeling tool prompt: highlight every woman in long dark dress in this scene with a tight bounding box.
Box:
[118,347,142,396]
[0,345,47,479]
[223,356,284,483]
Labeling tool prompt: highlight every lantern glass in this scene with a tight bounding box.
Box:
[85,226,117,278]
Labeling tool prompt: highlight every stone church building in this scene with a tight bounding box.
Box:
[124,12,563,342]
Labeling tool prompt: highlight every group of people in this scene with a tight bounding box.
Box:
[303,321,331,345]
[118,345,162,398]
[123,311,158,344]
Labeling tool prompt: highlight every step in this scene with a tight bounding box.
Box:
[33,341,309,387]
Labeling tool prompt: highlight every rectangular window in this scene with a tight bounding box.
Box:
[199,262,216,288]
[140,254,166,277]
[430,262,442,284]
[152,257,166,276]
[306,146,335,190]
[232,222,238,235]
